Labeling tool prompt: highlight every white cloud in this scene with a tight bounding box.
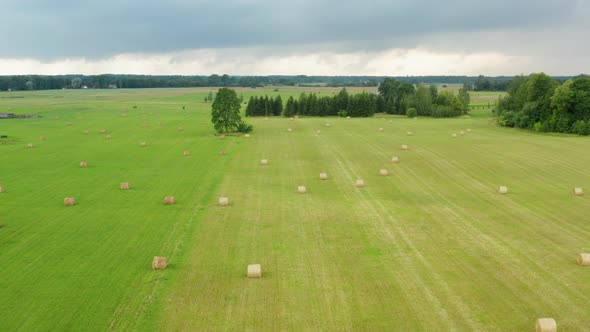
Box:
[0,47,539,76]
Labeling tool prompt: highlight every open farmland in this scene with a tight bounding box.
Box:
[1,88,589,331]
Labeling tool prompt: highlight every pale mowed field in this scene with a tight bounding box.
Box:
[1,88,589,331]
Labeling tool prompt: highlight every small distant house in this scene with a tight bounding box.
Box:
[0,113,15,118]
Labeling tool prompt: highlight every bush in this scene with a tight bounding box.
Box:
[236,121,253,133]
[431,105,462,118]
[572,120,590,135]
[498,111,516,127]
[406,108,417,118]
[337,110,348,117]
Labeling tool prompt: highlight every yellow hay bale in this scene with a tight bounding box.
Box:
[497,186,508,194]
[355,179,365,187]
[294,115,299,119]
[379,127,384,131]
[218,135,225,140]
[149,112,153,115]
[297,185,307,193]
[40,136,46,141]
[407,131,413,136]
[452,133,457,138]
[218,197,229,206]
[247,264,261,278]
[183,151,191,156]
[120,182,130,190]
[140,142,147,147]
[467,129,472,132]
[401,144,408,150]
[178,127,184,131]
[164,196,175,205]
[260,159,268,165]
[535,318,556,332]
[83,130,89,135]
[64,197,75,206]
[100,129,107,134]
[105,134,112,139]
[379,169,389,176]
[319,172,328,180]
[346,116,351,119]
[288,128,293,132]
[219,150,226,155]
[264,117,269,120]
[573,187,584,196]
[577,253,590,266]
[460,131,465,135]
[391,156,400,163]
[152,256,168,270]
[289,117,294,121]
[0,186,4,193]
[316,130,321,134]
[26,143,34,149]
[325,123,331,127]
[244,134,251,138]
[79,161,88,168]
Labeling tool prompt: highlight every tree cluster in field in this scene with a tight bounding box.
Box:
[496,74,590,135]
[245,96,283,116]
[210,88,252,134]
[243,78,470,118]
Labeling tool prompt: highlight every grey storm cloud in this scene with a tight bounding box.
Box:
[1,0,588,59]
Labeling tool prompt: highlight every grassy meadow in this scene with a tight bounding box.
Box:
[1,87,589,331]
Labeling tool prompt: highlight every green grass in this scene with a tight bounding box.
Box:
[1,88,589,331]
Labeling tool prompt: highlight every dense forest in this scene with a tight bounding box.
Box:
[0,74,573,91]
[245,78,470,118]
[496,74,590,135]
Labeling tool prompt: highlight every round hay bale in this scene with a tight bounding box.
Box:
[0,186,4,193]
[452,133,457,138]
[79,161,88,168]
[573,187,584,196]
[294,115,299,119]
[260,159,268,165]
[535,318,556,332]
[40,136,46,141]
[219,135,225,140]
[178,127,184,132]
[316,130,321,134]
[467,129,472,132]
[219,150,226,155]
[319,172,328,180]
[120,182,130,190]
[100,129,107,134]
[379,169,389,176]
[297,185,307,193]
[54,116,60,119]
[183,151,191,156]
[388,120,393,123]
[264,117,269,120]
[67,122,72,126]
[247,264,261,278]
[460,131,465,135]
[391,156,400,163]
[287,128,293,132]
[346,116,351,119]
[379,128,384,132]
[289,117,294,121]
[152,256,168,270]
[149,112,153,115]
[164,196,175,205]
[325,123,331,127]
[218,196,229,206]
[64,197,75,206]
[401,144,408,150]
[26,143,34,149]
[140,142,147,147]
[83,130,89,135]
[106,134,112,139]
[244,134,251,138]
[407,131,413,136]
[355,179,365,187]
[497,186,508,194]
[577,253,590,266]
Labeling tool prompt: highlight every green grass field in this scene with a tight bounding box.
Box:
[1,88,589,331]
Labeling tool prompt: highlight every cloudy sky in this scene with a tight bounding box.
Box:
[1,0,588,76]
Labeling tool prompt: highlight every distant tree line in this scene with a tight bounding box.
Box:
[244,78,470,118]
[0,74,577,92]
[496,74,590,135]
